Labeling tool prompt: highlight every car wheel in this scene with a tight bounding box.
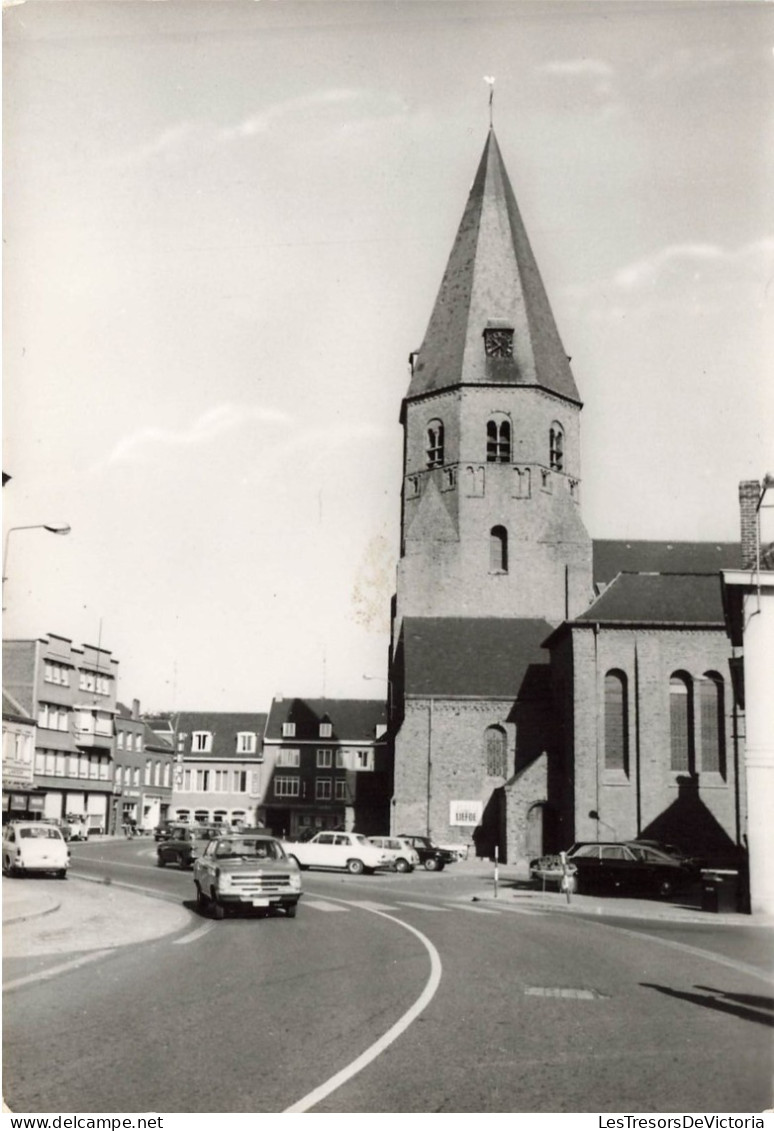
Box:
[157,856,166,867]
[658,878,674,899]
[195,883,207,910]
[56,870,67,880]
[424,857,440,871]
[285,903,297,919]
[346,858,365,875]
[395,858,410,873]
[210,890,225,920]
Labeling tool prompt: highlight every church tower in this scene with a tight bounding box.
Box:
[395,129,592,635]
[390,130,593,852]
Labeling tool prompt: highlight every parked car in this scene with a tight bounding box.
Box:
[396,834,457,872]
[284,831,390,875]
[368,836,420,873]
[2,821,70,878]
[193,833,302,920]
[565,840,694,897]
[156,825,220,868]
[632,839,704,873]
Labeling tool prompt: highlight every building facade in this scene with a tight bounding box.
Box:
[114,701,174,833]
[4,633,119,833]
[389,129,748,866]
[262,698,389,838]
[2,690,38,822]
[146,712,268,828]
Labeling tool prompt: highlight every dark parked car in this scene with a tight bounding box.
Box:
[396,834,456,872]
[566,841,694,897]
[156,825,219,869]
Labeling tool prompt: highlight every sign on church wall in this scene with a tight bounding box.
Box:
[449,800,482,826]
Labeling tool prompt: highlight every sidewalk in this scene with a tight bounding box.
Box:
[2,874,191,959]
[446,856,774,927]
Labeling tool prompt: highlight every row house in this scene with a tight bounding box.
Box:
[262,697,389,838]
[3,633,118,833]
[114,700,174,833]
[2,690,37,820]
[145,712,268,828]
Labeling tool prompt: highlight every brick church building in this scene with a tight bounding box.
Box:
[389,129,746,866]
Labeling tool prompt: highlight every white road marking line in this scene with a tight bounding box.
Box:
[302,899,349,913]
[3,949,113,992]
[397,901,453,912]
[284,899,442,1114]
[346,900,398,912]
[173,921,215,945]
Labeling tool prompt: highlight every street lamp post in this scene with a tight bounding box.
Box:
[2,523,71,604]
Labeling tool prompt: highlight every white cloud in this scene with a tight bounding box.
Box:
[105,402,290,464]
[612,239,774,293]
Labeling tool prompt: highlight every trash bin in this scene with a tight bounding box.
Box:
[700,869,739,913]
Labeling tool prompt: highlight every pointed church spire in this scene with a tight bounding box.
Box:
[407,130,580,405]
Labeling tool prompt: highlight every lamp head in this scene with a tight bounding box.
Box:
[44,524,71,536]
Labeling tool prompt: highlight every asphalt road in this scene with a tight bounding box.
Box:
[3,839,772,1114]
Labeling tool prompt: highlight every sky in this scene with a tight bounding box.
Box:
[3,0,773,713]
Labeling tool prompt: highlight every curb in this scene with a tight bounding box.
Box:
[466,889,772,927]
[3,896,62,927]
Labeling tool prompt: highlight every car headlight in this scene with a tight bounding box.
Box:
[290,873,302,891]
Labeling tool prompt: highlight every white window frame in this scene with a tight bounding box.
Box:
[192,731,212,753]
[282,722,296,738]
[319,723,332,738]
[236,732,256,755]
[274,776,299,798]
[315,778,332,801]
[277,748,300,768]
[316,748,333,768]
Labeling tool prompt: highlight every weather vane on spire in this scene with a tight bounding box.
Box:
[484,76,495,127]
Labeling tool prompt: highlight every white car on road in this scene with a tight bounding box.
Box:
[284,831,389,875]
[2,821,70,878]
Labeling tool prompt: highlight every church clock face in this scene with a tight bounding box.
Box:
[484,328,514,358]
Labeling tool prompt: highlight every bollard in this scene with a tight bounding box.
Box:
[494,845,499,899]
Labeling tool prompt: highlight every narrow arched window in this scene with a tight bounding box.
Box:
[670,673,694,773]
[549,423,564,471]
[699,673,725,777]
[604,670,628,774]
[426,419,444,468]
[485,725,508,777]
[490,526,508,573]
[486,417,511,463]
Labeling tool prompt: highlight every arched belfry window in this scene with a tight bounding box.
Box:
[549,423,564,471]
[604,670,629,774]
[699,672,725,777]
[490,526,508,573]
[485,725,508,777]
[426,419,444,468]
[669,673,695,773]
[486,417,511,463]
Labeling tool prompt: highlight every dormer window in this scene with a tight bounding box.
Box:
[192,731,212,753]
[236,732,256,755]
[282,722,296,738]
[319,722,332,738]
[483,326,514,358]
[426,420,444,468]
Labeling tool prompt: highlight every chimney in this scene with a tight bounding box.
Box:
[739,480,761,570]
[132,698,141,721]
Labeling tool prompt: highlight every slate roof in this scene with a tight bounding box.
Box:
[147,712,268,761]
[399,618,553,699]
[406,130,580,406]
[593,540,739,586]
[2,689,32,721]
[575,573,726,626]
[264,699,387,742]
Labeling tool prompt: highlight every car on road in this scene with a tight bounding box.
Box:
[156,824,220,868]
[284,831,390,874]
[368,835,420,873]
[193,833,302,920]
[396,834,457,871]
[2,821,70,878]
[565,840,695,897]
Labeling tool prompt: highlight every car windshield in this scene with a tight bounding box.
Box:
[213,838,284,860]
[352,834,370,846]
[19,827,61,840]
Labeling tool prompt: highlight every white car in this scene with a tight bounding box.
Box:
[285,831,389,875]
[2,821,70,878]
[368,836,420,873]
